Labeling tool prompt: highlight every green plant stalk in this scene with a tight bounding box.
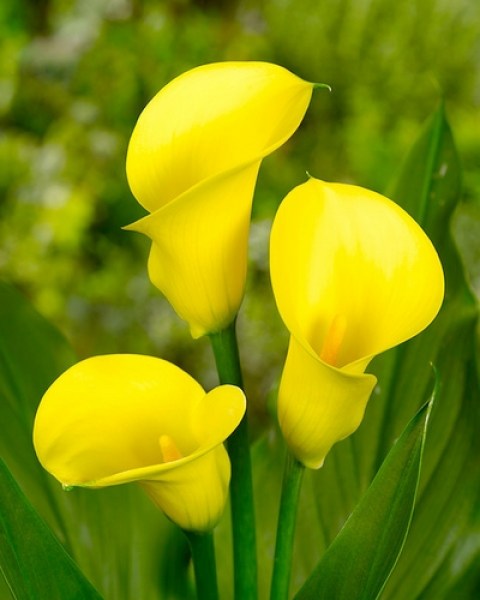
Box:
[184,531,219,600]
[209,321,258,600]
[270,453,305,600]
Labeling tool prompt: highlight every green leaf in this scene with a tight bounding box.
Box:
[0,281,193,600]
[243,106,480,599]
[295,398,433,600]
[375,105,480,600]
[0,281,76,534]
[0,457,102,600]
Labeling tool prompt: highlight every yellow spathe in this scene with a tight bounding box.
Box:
[33,355,246,532]
[125,61,314,338]
[270,178,444,468]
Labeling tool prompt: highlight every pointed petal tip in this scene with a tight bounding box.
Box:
[312,82,332,92]
[122,219,144,234]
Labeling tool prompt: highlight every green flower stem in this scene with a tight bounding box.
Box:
[209,321,258,600]
[270,453,305,600]
[184,530,219,600]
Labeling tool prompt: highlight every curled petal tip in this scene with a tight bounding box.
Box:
[34,354,245,531]
[313,82,332,92]
[125,61,314,336]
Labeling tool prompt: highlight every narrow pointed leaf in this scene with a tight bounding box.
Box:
[377,105,480,600]
[252,107,480,598]
[295,399,432,600]
[0,457,102,600]
[0,281,191,600]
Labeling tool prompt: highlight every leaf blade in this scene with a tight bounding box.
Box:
[0,457,102,600]
[0,281,191,600]
[295,399,432,600]
[281,106,480,599]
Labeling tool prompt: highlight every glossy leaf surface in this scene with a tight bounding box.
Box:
[295,400,432,600]
[0,282,192,600]
[293,106,480,598]
[0,457,102,600]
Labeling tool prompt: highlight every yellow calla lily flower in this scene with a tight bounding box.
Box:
[125,61,314,338]
[270,178,444,469]
[33,355,246,532]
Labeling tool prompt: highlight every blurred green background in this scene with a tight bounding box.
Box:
[1,0,479,430]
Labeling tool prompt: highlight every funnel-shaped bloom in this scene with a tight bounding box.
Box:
[125,61,314,338]
[33,355,246,532]
[270,178,444,468]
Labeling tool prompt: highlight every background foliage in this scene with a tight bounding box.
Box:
[1,0,479,420]
[1,1,480,598]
